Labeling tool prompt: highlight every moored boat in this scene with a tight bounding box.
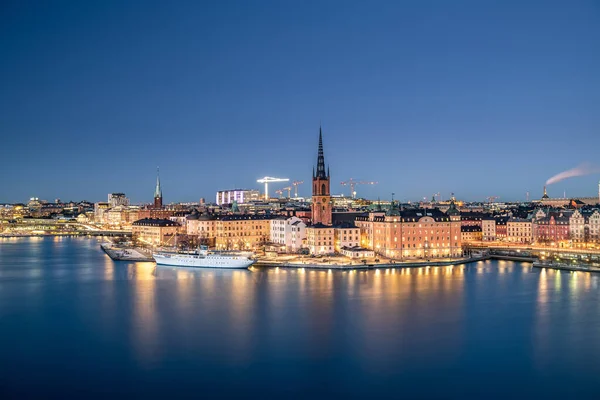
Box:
[153,246,255,269]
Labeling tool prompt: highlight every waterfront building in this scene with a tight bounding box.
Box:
[306,223,335,255]
[506,217,533,244]
[333,222,361,252]
[132,218,180,246]
[339,246,375,258]
[482,218,496,241]
[186,210,218,246]
[215,215,273,251]
[461,225,482,242]
[108,193,129,207]
[494,216,509,240]
[216,189,261,205]
[355,201,462,259]
[270,216,307,253]
[533,211,571,244]
[569,210,587,243]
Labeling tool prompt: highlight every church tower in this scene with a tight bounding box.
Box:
[311,127,332,225]
[154,167,163,209]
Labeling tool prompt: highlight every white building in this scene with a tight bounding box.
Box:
[108,193,130,207]
[569,210,586,243]
[590,210,600,243]
[507,218,533,244]
[270,216,307,253]
[482,218,496,241]
[216,189,261,205]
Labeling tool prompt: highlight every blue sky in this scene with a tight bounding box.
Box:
[1,0,599,204]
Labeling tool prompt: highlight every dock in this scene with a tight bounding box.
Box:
[532,261,600,273]
[256,255,490,271]
[101,243,154,262]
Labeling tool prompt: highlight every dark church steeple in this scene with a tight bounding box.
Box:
[315,126,327,179]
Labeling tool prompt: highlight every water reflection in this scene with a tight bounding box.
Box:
[2,238,600,397]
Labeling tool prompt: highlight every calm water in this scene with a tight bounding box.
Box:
[1,237,600,398]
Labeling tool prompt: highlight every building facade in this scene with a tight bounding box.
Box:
[306,224,335,255]
[108,193,130,207]
[215,215,272,251]
[482,218,496,241]
[461,225,482,242]
[132,218,180,246]
[355,202,462,259]
[216,189,261,205]
[506,218,533,243]
[270,216,307,253]
[533,212,571,244]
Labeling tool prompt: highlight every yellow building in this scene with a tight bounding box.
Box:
[306,224,335,255]
[461,226,483,243]
[214,215,272,250]
[506,218,532,244]
[333,222,361,252]
[132,218,181,246]
[186,211,218,245]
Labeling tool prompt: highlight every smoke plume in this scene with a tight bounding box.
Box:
[546,163,600,185]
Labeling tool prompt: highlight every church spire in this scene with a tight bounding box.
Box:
[154,167,162,198]
[315,126,327,179]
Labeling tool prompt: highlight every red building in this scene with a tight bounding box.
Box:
[534,214,570,243]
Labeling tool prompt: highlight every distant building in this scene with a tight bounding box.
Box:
[94,202,110,224]
[215,189,260,205]
[535,186,598,207]
[108,193,129,207]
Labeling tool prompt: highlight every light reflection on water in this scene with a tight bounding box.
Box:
[1,237,600,398]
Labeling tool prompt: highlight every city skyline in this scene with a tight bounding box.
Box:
[1,1,599,203]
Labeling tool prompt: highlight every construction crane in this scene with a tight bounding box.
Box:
[292,180,304,197]
[340,178,378,199]
[257,176,289,200]
[282,186,292,198]
[275,189,284,198]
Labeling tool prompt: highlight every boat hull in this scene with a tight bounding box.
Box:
[153,253,255,269]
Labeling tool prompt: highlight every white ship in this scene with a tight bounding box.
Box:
[153,246,255,269]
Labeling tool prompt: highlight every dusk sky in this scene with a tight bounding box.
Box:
[1,0,599,204]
